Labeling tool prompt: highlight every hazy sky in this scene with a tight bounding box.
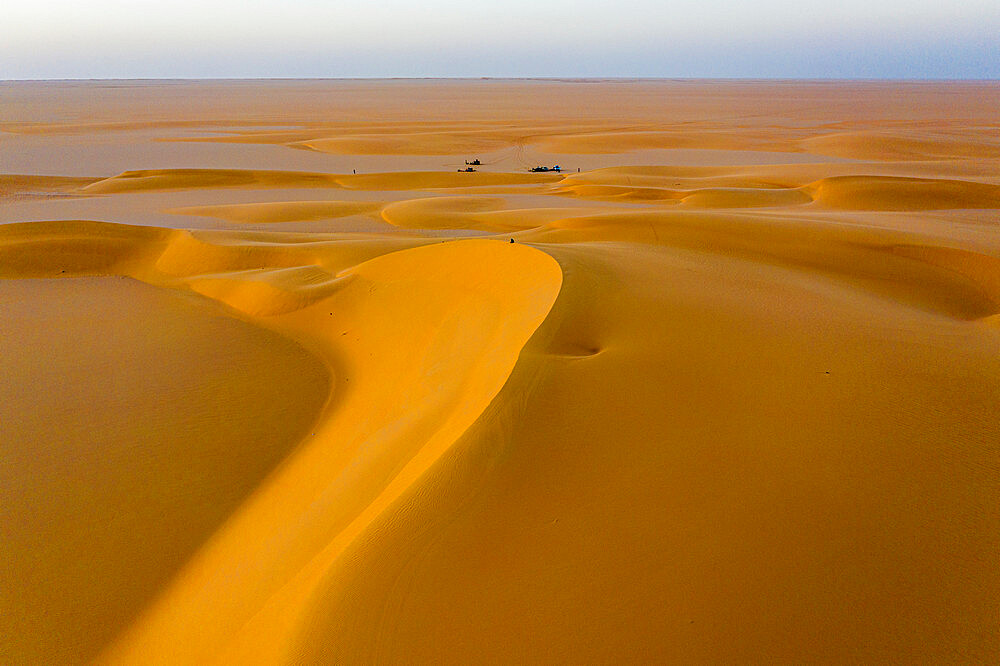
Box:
[3,0,998,79]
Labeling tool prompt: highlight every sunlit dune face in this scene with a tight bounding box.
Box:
[1,80,998,664]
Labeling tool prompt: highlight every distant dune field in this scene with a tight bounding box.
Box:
[1,80,998,664]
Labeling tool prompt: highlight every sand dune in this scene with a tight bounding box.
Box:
[82,169,343,194]
[380,196,602,232]
[807,175,1000,210]
[2,80,999,664]
[1,276,330,664]
[552,168,1000,210]
[0,219,169,276]
[82,168,560,194]
[532,129,798,154]
[298,131,511,156]
[1,174,101,201]
[168,200,382,224]
[98,238,563,664]
[802,130,1000,161]
[289,238,999,664]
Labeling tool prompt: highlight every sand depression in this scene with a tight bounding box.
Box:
[1,80,998,663]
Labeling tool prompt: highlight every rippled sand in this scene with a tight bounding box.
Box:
[2,80,998,664]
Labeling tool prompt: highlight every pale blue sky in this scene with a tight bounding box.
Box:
[3,0,998,79]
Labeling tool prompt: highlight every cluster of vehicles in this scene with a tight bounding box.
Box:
[458,159,564,173]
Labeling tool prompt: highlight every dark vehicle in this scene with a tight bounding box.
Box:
[458,167,476,172]
[465,159,481,165]
[530,165,561,172]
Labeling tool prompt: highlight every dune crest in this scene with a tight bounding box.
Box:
[68,237,562,664]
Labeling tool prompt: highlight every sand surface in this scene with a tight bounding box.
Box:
[1,79,998,663]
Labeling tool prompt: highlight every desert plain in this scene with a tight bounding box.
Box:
[1,79,999,663]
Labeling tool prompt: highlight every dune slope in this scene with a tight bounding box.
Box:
[9,232,563,664]
[0,277,330,664]
[287,238,1000,663]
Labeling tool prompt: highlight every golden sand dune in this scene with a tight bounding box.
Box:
[1,276,330,665]
[82,169,342,194]
[168,200,382,224]
[184,265,348,317]
[289,239,999,663]
[556,168,1000,209]
[2,80,999,664]
[339,170,561,190]
[0,219,169,277]
[298,131,511,155]
[526,210,1000,320]
[82,168,560,194]
[802,130,1000,161]
[380,196,602,232]
[559,162,1000,189]
[190,124,1000,164]
[99,238,563,664]
[0,120,287,135]
[532,129,798,154]
[1,174,101,201]
[806,175,1000,210]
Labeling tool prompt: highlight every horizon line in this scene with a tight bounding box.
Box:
[4,76,1000,83]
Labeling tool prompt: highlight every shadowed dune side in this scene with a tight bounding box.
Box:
[890,243,1000,312]
[0,220,171,277]
[0,221,333,283]
[0,277,331,665]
